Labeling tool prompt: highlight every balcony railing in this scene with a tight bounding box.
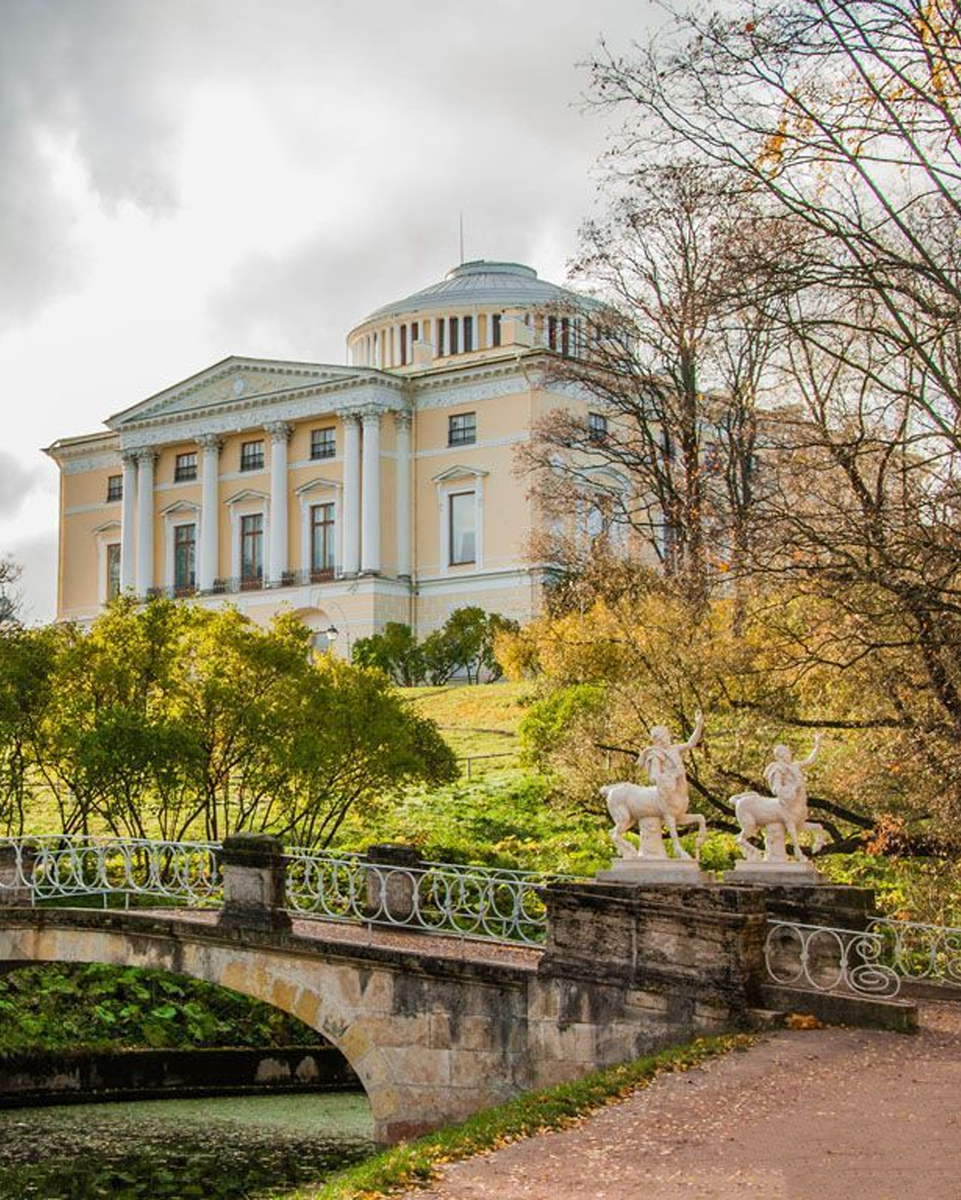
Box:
[142,568,341,602]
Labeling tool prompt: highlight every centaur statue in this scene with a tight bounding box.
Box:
[601,711,708,861]
[732,734,826,862]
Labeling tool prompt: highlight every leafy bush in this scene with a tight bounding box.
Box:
[0,963,320,1054]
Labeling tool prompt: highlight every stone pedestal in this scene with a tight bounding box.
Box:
[218,833,291,934]
[725,860,824,886]
[596,858,713,885]
[539,880,768,1011]
[0,844,35,907]
[364,843,423,923]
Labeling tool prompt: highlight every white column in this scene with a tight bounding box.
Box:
[342,412,362,574]
[120,452,138,592]
[198,435,221,592]
[395,410,412,579]
[135,450,157,596]
[266,422,291,585]
[361,408,381,574]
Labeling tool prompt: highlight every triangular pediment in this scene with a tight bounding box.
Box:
[224,488,270,506]
[159,500,201,517]
[294,475,341,497]
[106,357,361,429]
[431,464,489,484]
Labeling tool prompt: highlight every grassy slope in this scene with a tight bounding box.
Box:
[333,683,616,874]
[401,681,527,761]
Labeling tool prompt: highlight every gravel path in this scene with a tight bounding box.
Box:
[400,1002,961,1200]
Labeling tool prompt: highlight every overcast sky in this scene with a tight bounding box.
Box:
[0,0,662,622]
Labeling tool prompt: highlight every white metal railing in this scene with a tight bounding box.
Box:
[284,848,555,945]
[764,920,902,999]
[867,917,961,989]
[0,836,222,908]
[0,837,556,946]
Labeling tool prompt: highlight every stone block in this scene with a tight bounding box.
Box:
[0,845,35,907]
[384,1046,451,1087]
[218,833,291,934]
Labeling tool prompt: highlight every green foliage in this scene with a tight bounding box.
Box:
[519,684,608,768]
[351,610,520,686]
[280,1034,747,1200]
[351,623,424,686]
[2,598,457,846]
[0,963,319,1054]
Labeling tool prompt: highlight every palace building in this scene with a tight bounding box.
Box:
[44,260,601,648]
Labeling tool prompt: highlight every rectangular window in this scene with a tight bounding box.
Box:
[173,524,197,593]
[411,321,419,343]
[561,317,570,356]
[492,313,501,347]
[400,324,407,366]
[437,318,445,356]
[463,315,473,353]
[310,502,336,580]
[310,427,336,460]
[448,412,476,447]
[548,316,558,350]
[106,543,121,600]
[449,491,476,565]
[240,513,263,587]
[588,412,608,442]
[106,475,122,502]
[449,316,459,355]
[240,440,264,472]
[174,452,198,482]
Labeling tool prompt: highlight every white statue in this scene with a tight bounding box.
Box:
[601,711,708,861]
[733,734,826,863]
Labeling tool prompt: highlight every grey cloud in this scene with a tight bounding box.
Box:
[0,450,41,518]
[0,1,190,326]
[0,0,649,342]
[3,528,57,625]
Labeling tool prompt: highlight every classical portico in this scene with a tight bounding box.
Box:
[47,258,601,642]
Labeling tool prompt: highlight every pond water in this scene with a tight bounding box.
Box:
[0,1091,376,1199]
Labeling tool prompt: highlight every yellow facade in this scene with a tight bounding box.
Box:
[46,261,603,648]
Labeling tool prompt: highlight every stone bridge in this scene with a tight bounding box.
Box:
[0,836,916,1142]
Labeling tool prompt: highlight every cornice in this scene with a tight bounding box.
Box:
[107,357,360,426]
[409,357,536,411]
[117,379,405,452]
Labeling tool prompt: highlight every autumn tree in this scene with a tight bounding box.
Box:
[520,163,783,610]
[572,0,961,825]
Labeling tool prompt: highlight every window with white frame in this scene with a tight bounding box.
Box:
[588,412,608,442]
[240,513,264,586]
[174,452,198,482]
[106,543,121,600]
[173,524,197,593]
[310,427,336,460]
[448,491,476,565]
[310,502,336,579]
[448,412,476,447]
[240,440,264,472]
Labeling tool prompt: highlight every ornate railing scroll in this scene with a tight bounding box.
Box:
[0,836,222,909]
[867,918,961,989]
[0,836,557,946]
[284,850,553,946]
[764,920,901,999]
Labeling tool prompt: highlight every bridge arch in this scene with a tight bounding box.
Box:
[0,910,534,1142]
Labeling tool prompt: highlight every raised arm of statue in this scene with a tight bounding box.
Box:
[677,710,704,753]
[799,732,823,769]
